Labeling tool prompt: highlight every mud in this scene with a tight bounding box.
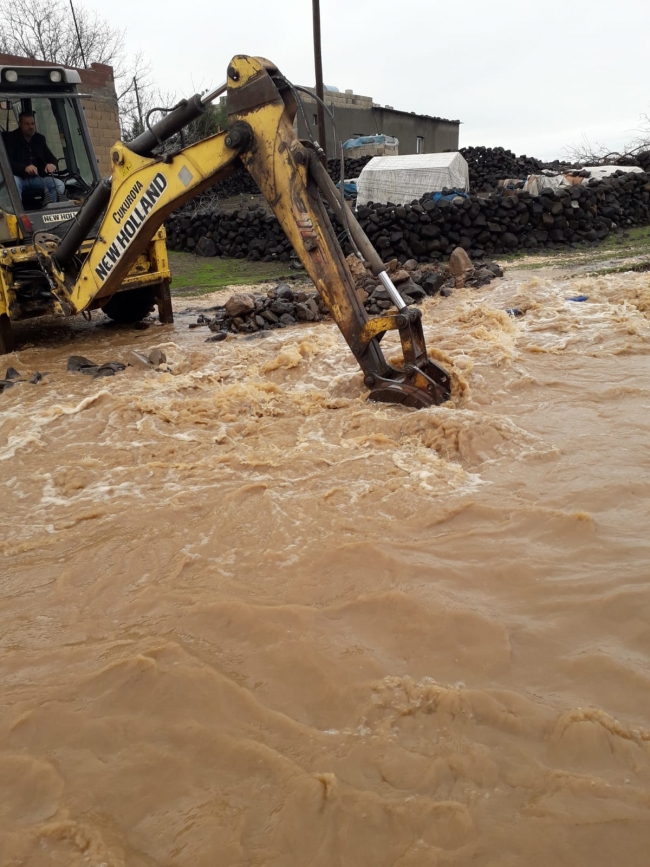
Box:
[2,267,650,866]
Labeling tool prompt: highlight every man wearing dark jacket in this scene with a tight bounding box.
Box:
[4,112,64,203]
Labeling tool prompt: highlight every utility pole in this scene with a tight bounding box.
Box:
[69,1,88,69]
[312,0,328,160]
[133,76,143,133]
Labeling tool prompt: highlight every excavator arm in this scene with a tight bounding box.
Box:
[39,55,450,408]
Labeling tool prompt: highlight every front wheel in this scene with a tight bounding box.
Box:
[101,287,156,324]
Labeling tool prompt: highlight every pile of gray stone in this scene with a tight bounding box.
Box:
[197,284,327,337]
[191,252,503,337]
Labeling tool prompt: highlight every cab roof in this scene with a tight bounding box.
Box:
[0,65,81,92]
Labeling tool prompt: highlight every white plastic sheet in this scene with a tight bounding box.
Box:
[356,153,470,206]
[582,165,644,180]
[525,165,645,196]
[524,174,572,196]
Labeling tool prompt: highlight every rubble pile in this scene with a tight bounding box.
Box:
[191,254,503,337]
[202,155,374,201]
[346,251,502,308]
[196,284,328,337]
[167,169,650,262]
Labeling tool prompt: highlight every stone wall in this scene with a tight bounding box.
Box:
[165,169,650,262]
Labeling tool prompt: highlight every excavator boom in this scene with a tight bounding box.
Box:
[39,55,450,408]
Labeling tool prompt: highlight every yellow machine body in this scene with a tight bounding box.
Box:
[14,56,451,408]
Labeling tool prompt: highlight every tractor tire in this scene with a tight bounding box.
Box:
[0,313,15,354]
[101,287,156,324]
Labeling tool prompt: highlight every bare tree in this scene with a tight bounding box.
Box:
[0,0,229,146]
[183,100,228,145]
[565,114,650,169]
[0,0,124,73]
[132,95,228,150]
[118,52,159,140]
[0,0,152,133]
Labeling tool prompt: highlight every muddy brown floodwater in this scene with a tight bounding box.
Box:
[2,267,650,866]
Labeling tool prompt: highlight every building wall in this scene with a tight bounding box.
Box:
[0,53,120,174]
[76,64,121,175]
[294,88,460,157]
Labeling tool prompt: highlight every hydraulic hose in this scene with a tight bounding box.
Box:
[52,178,112,270]
[128,94,206,157]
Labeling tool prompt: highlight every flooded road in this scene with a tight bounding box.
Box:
[2,267,650,866]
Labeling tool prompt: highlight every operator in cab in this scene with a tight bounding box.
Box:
[4,112,65,204]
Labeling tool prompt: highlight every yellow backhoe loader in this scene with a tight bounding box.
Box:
[3,55,451,408]
[0,62,172,350]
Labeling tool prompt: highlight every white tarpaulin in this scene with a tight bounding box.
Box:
[525,164,645,196]
[582,165,644,180]
[356,153,470,206]
[524,174,573,196]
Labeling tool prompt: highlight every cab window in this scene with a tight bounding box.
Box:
[0,159,13,212]
[0,101,15,211]
[1,96,96,196]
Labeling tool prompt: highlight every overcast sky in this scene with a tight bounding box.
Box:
[105,0,649,160]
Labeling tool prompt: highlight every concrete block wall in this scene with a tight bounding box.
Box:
[77,66,121,175]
